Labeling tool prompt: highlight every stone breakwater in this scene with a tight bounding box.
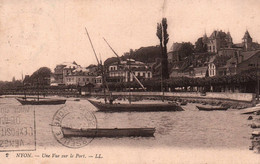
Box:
[248,111,260,153]
[91,91,256,109]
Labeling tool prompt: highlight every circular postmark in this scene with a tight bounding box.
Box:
[51,106,97,148]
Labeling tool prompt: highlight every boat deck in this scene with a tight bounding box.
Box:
[88,98,174,105]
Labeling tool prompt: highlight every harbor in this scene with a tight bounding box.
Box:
[0,97,258,155]
[1,0,260,163]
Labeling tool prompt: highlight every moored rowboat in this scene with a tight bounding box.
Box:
[16,98,66,105]
[62,127,155,138]
[196,105,229,111]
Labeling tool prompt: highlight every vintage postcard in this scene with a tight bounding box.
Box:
[0,0,260,163]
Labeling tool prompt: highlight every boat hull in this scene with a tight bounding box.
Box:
[62,127,155,138]
[196,106,228,111]
[16,98,66,105]
[88,99,184,112]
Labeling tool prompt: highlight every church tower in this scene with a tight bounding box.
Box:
[226,31,233,48]
[242,30,252,51]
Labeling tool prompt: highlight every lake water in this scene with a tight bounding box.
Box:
[0,97,259,163]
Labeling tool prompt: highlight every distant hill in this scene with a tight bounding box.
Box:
[104,45,161,66]
[128,45,161,63]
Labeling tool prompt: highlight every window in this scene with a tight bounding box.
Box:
[148,73,151,78]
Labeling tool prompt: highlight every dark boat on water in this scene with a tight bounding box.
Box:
[196,105,229,111]
[88,99,184,112]
[62,127,155,138]
[16,98,66,105]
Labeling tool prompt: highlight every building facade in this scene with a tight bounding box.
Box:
[51,61,80,85]
[51,61,100,86]
[202,30,233,53]
[169,30,260,79]
[107,59,152,82]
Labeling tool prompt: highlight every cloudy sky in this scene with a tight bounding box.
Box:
[0,0,260,81]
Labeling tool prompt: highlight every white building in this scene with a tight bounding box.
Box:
[108,59,152,82]
[64,73,96,86]
[51,61,101,86]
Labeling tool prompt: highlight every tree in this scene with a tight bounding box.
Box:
[195,37,207,53]
[104,57,119,67]
[156,18,169,79]
[30,67,52,86]
[105,46,161,65]
[178,42,194,60]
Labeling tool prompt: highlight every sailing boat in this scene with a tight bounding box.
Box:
[59,28,156,139]
[16,71,66,105]
[85,32,183,112]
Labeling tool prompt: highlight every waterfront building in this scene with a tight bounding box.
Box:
[107,59,152,83]
[51,61,80,85]
[51,61,100,86]
[95,76,102,86]
[63,65,99,86]
[64,72,97,86]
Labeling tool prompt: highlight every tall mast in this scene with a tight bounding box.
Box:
[85,28,100,65]
[85,28,108,103]
[128,55,131,104]
[103,37,146,91]
[103,38,120,59]
[22,71,26,100]
[37,72,39,101]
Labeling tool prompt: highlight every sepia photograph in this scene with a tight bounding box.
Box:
[0,0,260,163]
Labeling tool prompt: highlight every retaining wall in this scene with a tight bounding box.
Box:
[91,92,255,103]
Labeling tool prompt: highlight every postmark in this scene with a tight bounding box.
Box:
[0,105,36,152]
[51,106,97,148]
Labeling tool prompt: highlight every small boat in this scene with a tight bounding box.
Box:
[16,98,66,105]
[241,106,260,114]
[61,127,155,138]
[196,105,229,111]
[180,101,187,106]
[88,99,184,112]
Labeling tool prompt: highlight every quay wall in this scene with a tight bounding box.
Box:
[91,92,255,103]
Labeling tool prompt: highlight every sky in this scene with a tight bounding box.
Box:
[0,0,260,81]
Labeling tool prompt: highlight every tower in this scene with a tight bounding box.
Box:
[202,32,208,44]
[226,31,233,48]
[242,30,252,51]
